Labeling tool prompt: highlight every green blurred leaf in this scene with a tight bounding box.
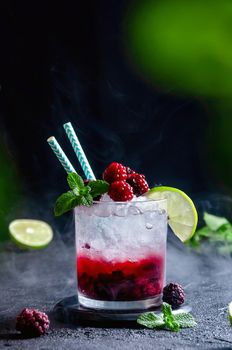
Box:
[204,212,228,231]
[187,212,232,253]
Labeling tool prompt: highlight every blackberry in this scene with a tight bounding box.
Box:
[127,173,149,196]
[125,167,136,175]
[162,282,185,308]
[16,308,50,337]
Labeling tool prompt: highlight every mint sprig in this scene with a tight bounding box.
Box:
[174,312,197,328]
[54,172,109,216]
[67,172,84,190]
[137,302,197,332]
[88,180,109,199]
[162,302,180,332]
[187,211,232,252]
[137,312,164,329]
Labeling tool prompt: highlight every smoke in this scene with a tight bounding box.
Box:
[50,53,199,185]
[0,194,77,320]
[194,192,232,226]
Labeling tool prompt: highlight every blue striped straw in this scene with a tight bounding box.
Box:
[63,122,96,180]
[47,136,76,174]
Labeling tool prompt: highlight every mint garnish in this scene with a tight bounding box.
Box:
[174,312,197,328]
[137,302,197,332]
[54,191,81,216]
[137,312,165,329]
[187,211,232,252]
[162,302,180,332]
[88,180,109,199]
[67,172,84,190]
[54,172,109,216]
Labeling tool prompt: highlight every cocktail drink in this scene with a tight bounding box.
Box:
[75,198,167,310]
[50,124,198,312]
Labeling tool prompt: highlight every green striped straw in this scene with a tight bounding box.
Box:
[47,136,76,174]
[63,122,96,180]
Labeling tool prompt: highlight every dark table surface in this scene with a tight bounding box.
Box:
[0,235,232,350]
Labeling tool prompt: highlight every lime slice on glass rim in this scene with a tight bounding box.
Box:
[9,219,53,249]
[145,186,198,242]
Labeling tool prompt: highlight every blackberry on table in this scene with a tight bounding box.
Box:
[162,282,185,308]
[16,308,50,337]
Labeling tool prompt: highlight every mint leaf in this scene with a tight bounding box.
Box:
[73,187,80,196]
[67,172,84,190]
[137,312,165,329]
[88,180,109,198]
[204,212,229,231]
[54,173,98,216]
[174,312,197,328]
[162,302,180,332]
[79,185,91,196]
[54,191,80,216]
[79,193,93,207]
[137,304,197,332]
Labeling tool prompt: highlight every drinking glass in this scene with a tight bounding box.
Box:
[75,198,167,310]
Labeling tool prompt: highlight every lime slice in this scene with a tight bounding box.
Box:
[9,219,53,249]
[145,186,198,242]
[228,302,232,326]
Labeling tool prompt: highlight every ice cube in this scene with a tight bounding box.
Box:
[128,205,142,215]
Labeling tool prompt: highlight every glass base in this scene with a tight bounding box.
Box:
[78,293,162,310]
[53,295,192,325]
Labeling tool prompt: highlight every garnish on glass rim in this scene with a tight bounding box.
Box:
[54,172,109,216]
[48,121,198,246]
[145,186,198,242]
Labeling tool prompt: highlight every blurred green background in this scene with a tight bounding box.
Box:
[0,145,20,241]
[126,0,232,193]
[127,0,232,96]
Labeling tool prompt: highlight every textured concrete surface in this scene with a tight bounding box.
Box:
[0,236,232,350]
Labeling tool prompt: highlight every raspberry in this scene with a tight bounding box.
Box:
[108,181,134,201]
[127,173,149,196]
[162,282,185,308]
[16,308,50,337]
[103,162,127,184]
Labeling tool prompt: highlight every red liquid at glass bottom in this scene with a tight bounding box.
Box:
[77,254,164,301]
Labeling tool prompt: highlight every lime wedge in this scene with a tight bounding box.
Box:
[228,302,232,325]
[145,186,198,242]
[9,219,53,249]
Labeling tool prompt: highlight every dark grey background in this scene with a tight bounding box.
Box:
[0,0,209,201]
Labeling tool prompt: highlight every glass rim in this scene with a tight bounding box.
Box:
[91,198,167,205]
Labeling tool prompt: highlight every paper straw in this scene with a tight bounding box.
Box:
[47,136,76,174]
[63,122,96,180]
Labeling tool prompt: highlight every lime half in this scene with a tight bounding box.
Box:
[145,186,198,242]
[9,219,53,249]
[228,302,232,326]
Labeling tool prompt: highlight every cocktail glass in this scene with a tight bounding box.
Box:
[75,198,167,310]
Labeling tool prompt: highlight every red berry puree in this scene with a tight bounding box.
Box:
[77,254,164,301]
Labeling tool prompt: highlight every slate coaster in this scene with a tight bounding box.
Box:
[53,295,191,326]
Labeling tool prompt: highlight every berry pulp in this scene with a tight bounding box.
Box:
[77,254,165,301]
